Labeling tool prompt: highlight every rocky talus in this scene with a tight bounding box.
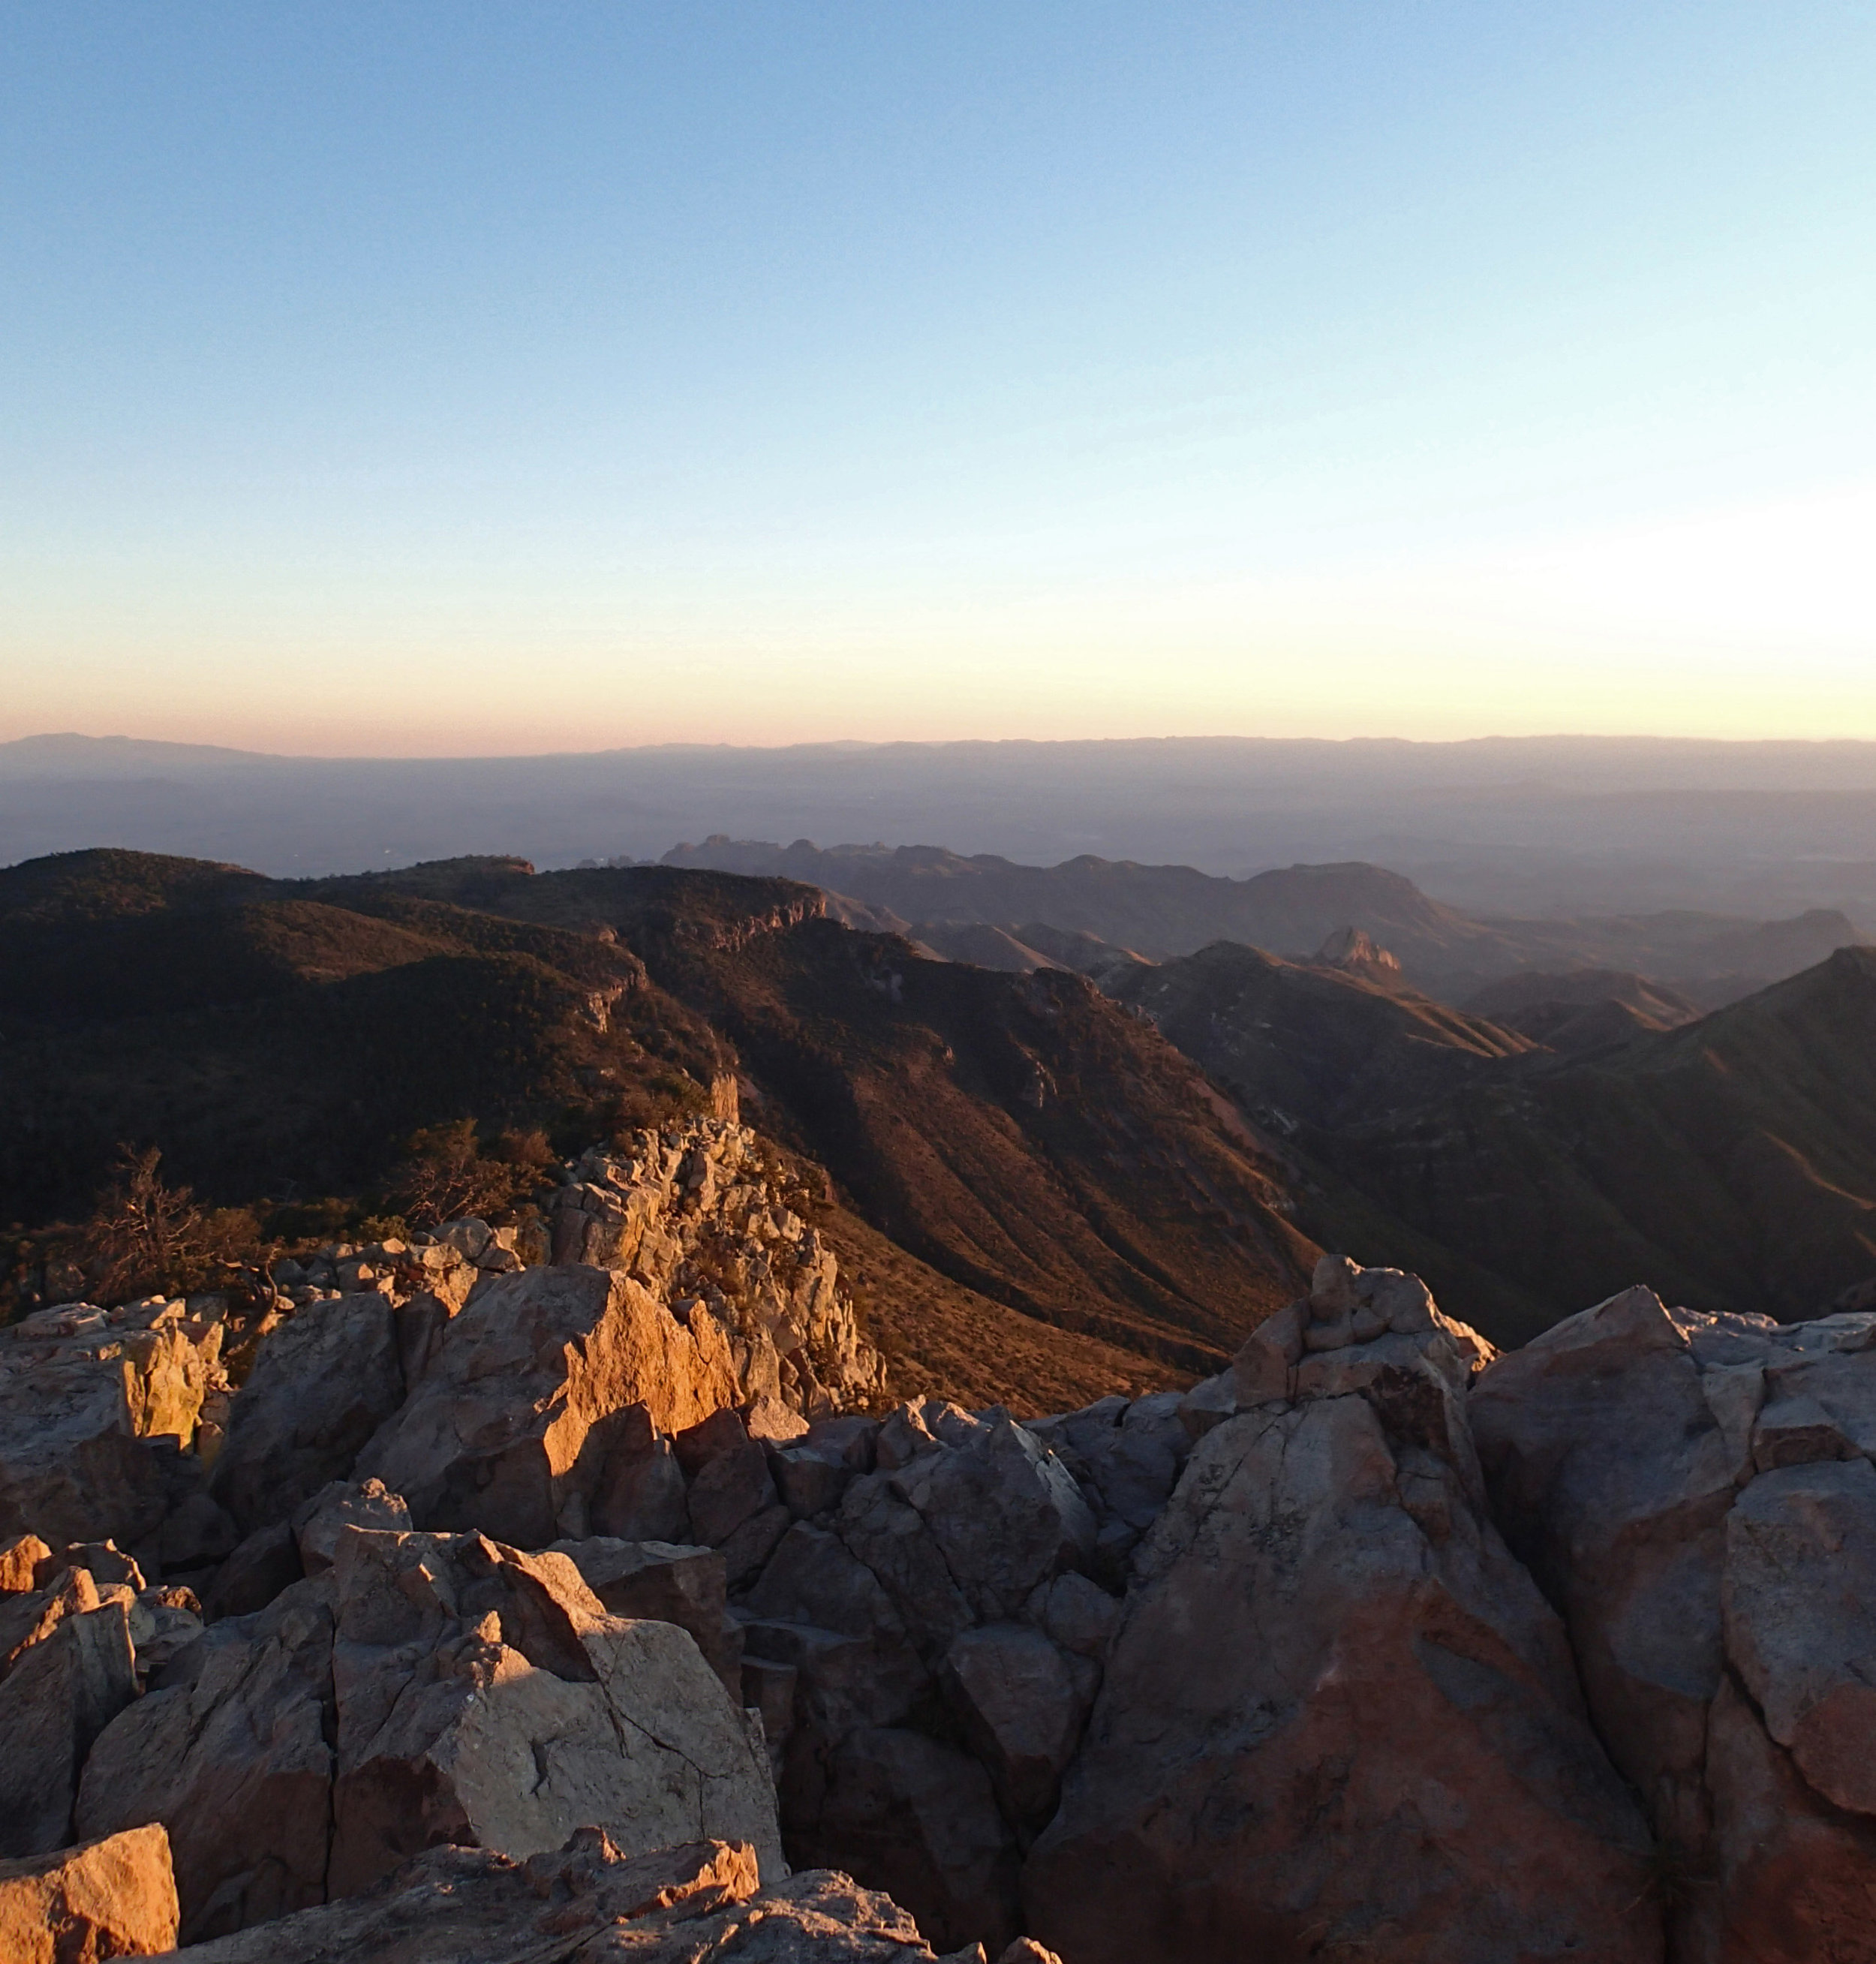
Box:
[2,1225,1875,1959]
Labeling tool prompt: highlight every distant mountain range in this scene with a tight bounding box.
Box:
[9,731,1876,925]
[661,836,1865,1004]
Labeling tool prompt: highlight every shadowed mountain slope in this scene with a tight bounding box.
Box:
[1113,940,1876,1342]
[357,857,1317,1370]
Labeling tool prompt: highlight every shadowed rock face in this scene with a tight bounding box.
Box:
[1472,1286,1876,1962]
[1021,1262,1660,1964]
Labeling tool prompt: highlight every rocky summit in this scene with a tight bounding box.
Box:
[2,1210,1874,1959]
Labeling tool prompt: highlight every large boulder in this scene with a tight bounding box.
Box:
[1024,1266,1660,1964]
[79,1521,781,1939]
[0,1568,138,1857]
[1471,1286,1876,1961]
[354,1265,741,1547]
[326,1529,780,1894]
[0,1300,224,1549]
[162,1828,976,1963]
[0,1823,180,1963]
[208,1294,406,1533]
[76,1577,338,1941]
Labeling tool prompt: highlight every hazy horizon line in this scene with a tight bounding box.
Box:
[11,727,1876,767]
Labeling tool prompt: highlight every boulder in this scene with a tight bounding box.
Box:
[549,1535,744,1701]
[78,1524,783,1940]
[323,1528,783,1896]
[355,1265,741,1547]
[834,1475,974,1658]
[209,1295,406,1533]
[1022,1572,1118,1661]
[1471,1286,1876,1958]
[856,1408,1096,1628]
[1722,1457,1876,1816]
[686,1424,779,1544]
[161,1830,971,1963]
[291,1476,412,1576]
[0,1571,137,1857]
[1025,1279,1658,1964]
[941,1622,1094,1830]
[0,1823,179,1963]
[132,1584,205,1686]
[771,1444,855,1518]
[52,1541,145,1590]
[0,1535,53,1593]
[0,1301,221,1548]
[802,1414,879,1473]
[76,1579,338,1941]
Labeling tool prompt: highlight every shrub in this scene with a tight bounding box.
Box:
[383,1119,555,1228]
[68,1146,266,1303]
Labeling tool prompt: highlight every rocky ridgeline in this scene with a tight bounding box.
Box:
[1,1237,1874,1960]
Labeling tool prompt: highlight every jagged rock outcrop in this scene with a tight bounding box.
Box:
[76,1525,780,1941]
[1472,1285,1876,1962]
[543,1121,886,1413]
[163,1828,996,1963]
[353,1265,744,1546]
[0,1298,226,1550]
[1022,1257,1661,1964]
[0,1823,179,1962]
[17,1202,1876,1964]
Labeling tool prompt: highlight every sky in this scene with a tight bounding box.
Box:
[2,2,1873,755]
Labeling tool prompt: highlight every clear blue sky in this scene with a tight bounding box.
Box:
[3,2,1872,752]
